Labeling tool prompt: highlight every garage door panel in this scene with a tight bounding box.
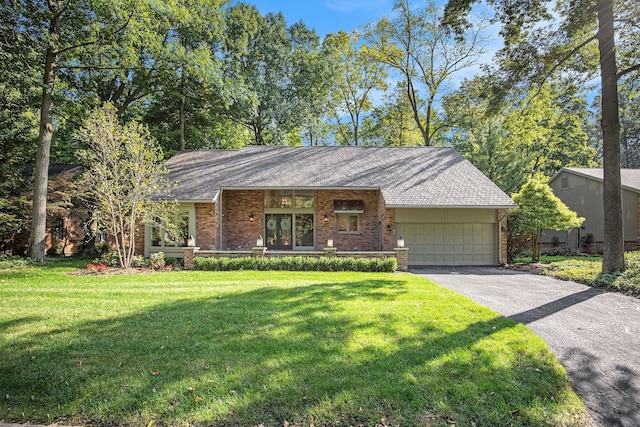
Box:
[397,222,495,266]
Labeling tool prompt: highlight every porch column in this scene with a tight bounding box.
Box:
[183,246,199,270]
[324,247,337,257]
[252,246,267,257]
[395,247,408,272]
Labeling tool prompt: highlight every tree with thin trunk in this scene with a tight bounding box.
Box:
[323,31,387,146]
[77,103,177,269]
[442,0,639,272]
[364,0,485,146]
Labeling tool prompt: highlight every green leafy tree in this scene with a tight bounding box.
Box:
[77,104,176,268]
[0,2,39,249]
[223,9,331,145]
[511,178,584,262]
[443,0,640,272]
[19,0,146,262]
[363,0,486,146]
[443,76,596,194]
[323,30,387,146]
[363,88,424,146]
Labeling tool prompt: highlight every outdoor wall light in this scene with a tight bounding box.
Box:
[327,236,333,248]
[249,212,254,222]
[187,235,195,247]
[386,224,392,231]
[257,235,264,247]
[397,236,405,248]
[324,214,328,223]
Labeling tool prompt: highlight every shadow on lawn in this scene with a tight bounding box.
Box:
[0,278,585,427]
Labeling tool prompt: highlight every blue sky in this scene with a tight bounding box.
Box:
[249,0,393,37]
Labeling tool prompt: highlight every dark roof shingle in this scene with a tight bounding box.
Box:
[164,146,516,208]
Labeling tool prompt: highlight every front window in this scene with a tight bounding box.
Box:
[337,213,360,233]
[151,210,190,248]
[264,190,315,249]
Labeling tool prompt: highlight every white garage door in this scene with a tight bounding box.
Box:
[396,223,495,266]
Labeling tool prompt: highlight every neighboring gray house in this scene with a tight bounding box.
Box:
[543,167,640,252]
[144,146,517,266]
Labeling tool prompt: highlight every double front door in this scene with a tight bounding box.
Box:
[265,213,314,250]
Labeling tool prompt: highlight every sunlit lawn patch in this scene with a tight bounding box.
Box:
[0,260,590,426]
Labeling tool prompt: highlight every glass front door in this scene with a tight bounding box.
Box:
[265,214,293,250]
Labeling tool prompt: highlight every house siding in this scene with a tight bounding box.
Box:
[188,189,386,251]
[545,170,640,251]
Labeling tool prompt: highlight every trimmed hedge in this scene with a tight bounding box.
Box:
[193,256,398,272]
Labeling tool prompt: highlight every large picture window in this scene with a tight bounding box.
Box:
[146,204,195,255]
[151,211,190,248]
[264,190,315,249]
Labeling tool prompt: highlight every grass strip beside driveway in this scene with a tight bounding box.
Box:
[0,262,590,426]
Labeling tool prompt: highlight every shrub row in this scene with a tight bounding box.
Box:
[193,256,398,272]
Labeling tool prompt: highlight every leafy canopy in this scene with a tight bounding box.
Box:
[512,178,584,233]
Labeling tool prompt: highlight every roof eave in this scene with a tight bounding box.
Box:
[552,168,640,194]
[386,204,518,209]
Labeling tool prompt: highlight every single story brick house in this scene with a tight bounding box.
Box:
[143,146,516,266]
[543,167,640,252]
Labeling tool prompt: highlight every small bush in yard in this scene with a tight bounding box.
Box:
[0,256,31,269]
[193,256,397,272]
[148,252,165,270]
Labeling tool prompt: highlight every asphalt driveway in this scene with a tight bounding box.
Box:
[413,266,640,427]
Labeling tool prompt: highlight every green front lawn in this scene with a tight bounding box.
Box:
[1,261,589,426]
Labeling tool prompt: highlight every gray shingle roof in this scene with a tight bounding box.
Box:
[163,146,516,208]
[555,168,640,193]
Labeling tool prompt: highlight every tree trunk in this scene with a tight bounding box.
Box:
[179,96,186,151]
[29,11,61,263]
[597,0,625,272]
[405,76,429,146]
[179,69,186,151]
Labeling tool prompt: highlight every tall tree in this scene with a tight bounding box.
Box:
[15,0,142,262]
[364,0,485,146]
[443,0,640,272]
[364,88,424,147]
[323,31,387,146]
[0,2,40,249]
[77,103,176,269]
[223,9,331,145]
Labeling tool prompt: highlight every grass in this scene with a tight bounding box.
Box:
[513,253,640,297]
[1,260,590,426]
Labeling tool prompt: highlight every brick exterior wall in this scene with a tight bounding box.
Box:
[134,225,145,255]
[379,195,395,251]
[196,203,217,249]
[317,189,381,251]
[221,190,264,250]
[191,189,389,252]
